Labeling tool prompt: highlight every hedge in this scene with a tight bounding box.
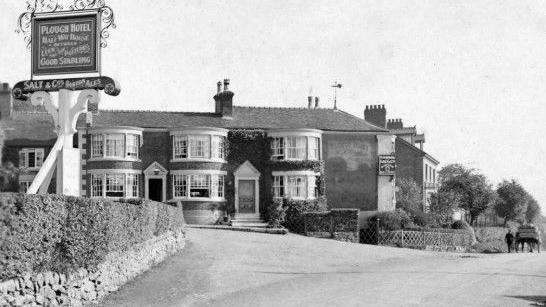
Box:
[282,197,328,233]
[303,209,359,234]
[0,193,184,281]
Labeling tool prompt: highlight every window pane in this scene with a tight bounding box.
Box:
[126,135,139,159]
[189,135,210,158]
[91,174,103,197]
[35,150,44,167]
[28,152,35,168]
[309,137,320,160]
[212,136,226,159]
[287,176,306,198]
[286,136,306,160]
[173,135,188,159]
[173,175,187,197]
[19,151,26,168]
[189,174,210,197]
[105,134,125,158]
[126,174,139,198]
[91,134,104,158]
[271,137,284,160]
[217,175,224,198]
[273,175,284,198]
[105,174,124,197]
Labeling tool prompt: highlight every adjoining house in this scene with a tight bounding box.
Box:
[364,105,440,212]
[1,79,396,225]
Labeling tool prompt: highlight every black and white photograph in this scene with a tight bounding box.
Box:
[0,0,545,306]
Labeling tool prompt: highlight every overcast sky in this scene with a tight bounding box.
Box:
[1,0,545,212]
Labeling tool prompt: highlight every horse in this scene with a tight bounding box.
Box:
[515,235,541,253]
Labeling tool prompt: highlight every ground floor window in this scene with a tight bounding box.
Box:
[272,172,320,200]
[172,172,225,200]
[90,172,140,198]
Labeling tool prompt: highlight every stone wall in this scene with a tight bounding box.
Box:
[0,229,185,306]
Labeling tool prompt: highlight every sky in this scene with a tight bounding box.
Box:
[1,0,545,212]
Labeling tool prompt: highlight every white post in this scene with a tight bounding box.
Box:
[27,89,98,196]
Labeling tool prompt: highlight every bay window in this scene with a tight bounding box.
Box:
[90,131,142,160]
[171,133,227,161]
[172,172,226,200]
[268,130,322,161]
[19,148,44,168]
[272,171,320,199]
[90,172,140,198]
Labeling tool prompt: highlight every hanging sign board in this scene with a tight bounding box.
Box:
[32,10,100,76]
[12,76,121,99]
[378,155,396,175]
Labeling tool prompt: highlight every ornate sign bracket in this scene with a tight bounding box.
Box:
[16,0,116,49]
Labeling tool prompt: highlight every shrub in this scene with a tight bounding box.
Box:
[0,193,184,281]
[264,198,285,228]
[0,163,20,192]
[370,209,413,231]
[282,197,328,233]
[451,220,471,230]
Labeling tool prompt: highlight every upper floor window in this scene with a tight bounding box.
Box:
[90,132,141,160]
[19,148,44,168]
[171,134,226,161]
[270,135,321,161]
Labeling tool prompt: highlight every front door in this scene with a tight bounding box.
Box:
[148,178,163,202]
[238,180,255,213]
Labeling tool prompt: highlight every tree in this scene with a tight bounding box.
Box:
[524,195,541,224]
[437,164,495,225]
[395,177,423,213]
[495,179,528,225]
[0,162,19,192]
[429,190,460,225]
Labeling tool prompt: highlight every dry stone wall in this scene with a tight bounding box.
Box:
[0,229,185,306]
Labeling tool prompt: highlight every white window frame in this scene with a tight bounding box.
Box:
[89,129,142,161]
[268,129,322,161]
[88,170,141,199]
[170,128,228,162]
[272,170,320,200]
[19,148,44,169]
[171,170,227,201]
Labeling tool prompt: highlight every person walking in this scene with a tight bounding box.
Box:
[505,229,514,253]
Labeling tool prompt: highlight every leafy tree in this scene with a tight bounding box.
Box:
[495,179,528,225]
[437,164,495,225]
[0,162,19,192]
[429,190,460,225]
[395,177,423,213]
[524,195,541,224]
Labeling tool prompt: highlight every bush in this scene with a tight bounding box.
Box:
[370,209,413,231]
[451,220,471,230]
[282,197,328,233]
[0,163,20,192]
[0,193,185,281]
[265,198,286,228]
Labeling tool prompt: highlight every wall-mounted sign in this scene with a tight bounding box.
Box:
[32,10,100,76]
[12,76,120,99]
[378,155,396,175]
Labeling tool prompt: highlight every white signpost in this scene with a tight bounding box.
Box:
[15,1,118,196]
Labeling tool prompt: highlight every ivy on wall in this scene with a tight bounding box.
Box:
[225,129,328,223]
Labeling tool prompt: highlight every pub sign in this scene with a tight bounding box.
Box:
[378,155,396,176]
[32,10,100,76]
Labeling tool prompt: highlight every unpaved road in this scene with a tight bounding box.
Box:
[100,228,546,307]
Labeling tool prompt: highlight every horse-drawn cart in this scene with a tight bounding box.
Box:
[515,225,541,253]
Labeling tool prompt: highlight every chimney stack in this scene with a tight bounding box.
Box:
[214,79,234,118]
[307,96,313,108]
[0,82,13,120]
[363,104,387,128]
[315,97,319,109]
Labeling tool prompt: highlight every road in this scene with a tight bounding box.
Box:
[99,228,546,307]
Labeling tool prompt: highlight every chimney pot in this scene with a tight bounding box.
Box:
[308,96,313,108]
[223,79,230,91]
[315,97,319,109]
[217,81,222,94]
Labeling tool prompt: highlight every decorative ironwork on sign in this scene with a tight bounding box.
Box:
[16,0,116,49]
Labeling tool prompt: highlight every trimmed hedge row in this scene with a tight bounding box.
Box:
[282,197,328,233]
[0,193,184,281]
[304,209,359,233]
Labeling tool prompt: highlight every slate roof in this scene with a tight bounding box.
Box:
[77,106,388,132]
[396,137,439,165]
[1,112,57,145]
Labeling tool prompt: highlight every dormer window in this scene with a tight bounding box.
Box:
[170,128,228,162]
[268,129,322,161]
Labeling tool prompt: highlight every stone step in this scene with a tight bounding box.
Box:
[231,221,269,228]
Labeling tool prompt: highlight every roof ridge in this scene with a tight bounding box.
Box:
[233,105,333,110]
[99,109,217,115]
[336,109,389,132]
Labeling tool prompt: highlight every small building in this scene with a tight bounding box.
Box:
[1,80,397,225]
[364,105,439,211]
